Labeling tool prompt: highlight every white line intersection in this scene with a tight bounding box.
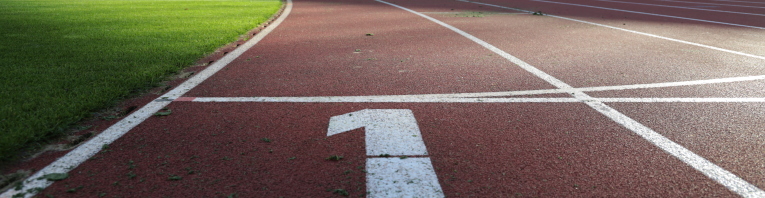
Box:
[184,75,765,103]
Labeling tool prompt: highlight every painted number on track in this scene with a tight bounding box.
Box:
[328,109,444,197]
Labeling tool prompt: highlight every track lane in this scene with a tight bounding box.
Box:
[553,0,765,27]
[600,0,765,16]
[608,102,765,190]
[711,0,765,6]
[657,0,765,9]
[403,0,765,88]
[472,0,765,57]
[184,0,556,98]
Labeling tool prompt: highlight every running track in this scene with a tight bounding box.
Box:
[4,0,765,197]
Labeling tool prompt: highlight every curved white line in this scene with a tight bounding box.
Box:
[532,0,765,29]
[713,0,765,5]
[598,97,765,102]
[658,0,765,9]
[187,97,765,103]
[598,0,765,16]
[191,96,581,103]
[464,0,765,61]
[0,1,294,197]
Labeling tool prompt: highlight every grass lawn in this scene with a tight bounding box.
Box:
[0,0,282,162]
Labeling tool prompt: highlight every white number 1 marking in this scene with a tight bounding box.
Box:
[328,109,444,197]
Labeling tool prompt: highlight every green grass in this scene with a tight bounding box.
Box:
[0,0,282,162]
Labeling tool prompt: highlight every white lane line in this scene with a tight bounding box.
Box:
[531,0,765,29]
[188,96,581,103]
[598,98,765,102]
[456,0,528,12]
[420,12,467,14]
[542,75,765,95]
[597,0,765,16]
[713,0,765,5]
[420,12,526,15]
[186,96,765,103]
[179,74,765,100]
[583,100,765,198]
[0,1,294,198]
[437,75,765,98]
[462,0,765,61]
[657,0,765,9]
[378,0,765,196]
[378,1,576,90]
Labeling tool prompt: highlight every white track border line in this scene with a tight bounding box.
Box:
[185,96,765,103]
[598,97,765,102]
[0,1,294,197]
[420,75,765,98]
[172,75,765,99]
[190,97,582,103]
[657,0,765,9]
[713,0,765,5]
[377,0,765,197]
[597,0,765,16]
[171,72,765,101]
[460,0,765,61]
[530,0,765,30]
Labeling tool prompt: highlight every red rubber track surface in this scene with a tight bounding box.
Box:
[184,0,556,97]
[25,0,765,197]
[475,0,765,57]
[37,102,736,197]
